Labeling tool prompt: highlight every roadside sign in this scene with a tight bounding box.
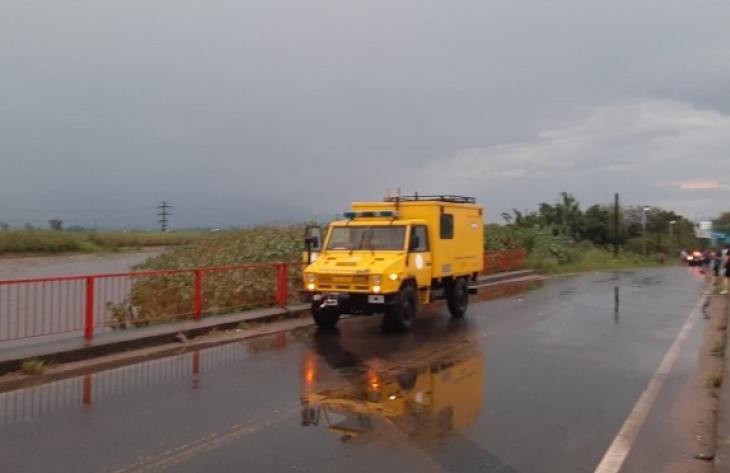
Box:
[697,220,714,239]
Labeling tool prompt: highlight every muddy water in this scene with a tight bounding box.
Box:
[0,248,164,280]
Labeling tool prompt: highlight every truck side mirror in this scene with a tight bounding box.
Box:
[304,225,323,264]
[305,236,319,250]
[304,225,323,251]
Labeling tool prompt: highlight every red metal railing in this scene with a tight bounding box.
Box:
[483,248,527,274]
[0,249,527,344]
[0,262,297,344]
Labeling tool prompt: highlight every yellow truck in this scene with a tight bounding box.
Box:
[303,195,484,331]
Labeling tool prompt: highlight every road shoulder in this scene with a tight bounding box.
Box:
[714,295,730,471]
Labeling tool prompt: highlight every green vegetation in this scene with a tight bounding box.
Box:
[714,211,730,237]
[137,227,302,269]
[530,248,661,274]
[0,230,202,254]
[107,227,304,328]
[491,192,701,274]
[708,373,724,389]
[21,359,46,375]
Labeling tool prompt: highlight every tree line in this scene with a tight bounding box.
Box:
[498,192,706,253]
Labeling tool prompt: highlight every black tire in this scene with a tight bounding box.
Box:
[383,285,417,332]
[312,302,340,329]
[446,277,469,318]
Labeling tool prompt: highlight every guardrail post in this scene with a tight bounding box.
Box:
[276,263,288,306]
[517,249,526,269]
[84,276,95,340]
[193,269,203,320]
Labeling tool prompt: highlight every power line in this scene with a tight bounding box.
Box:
[157,201,172,232]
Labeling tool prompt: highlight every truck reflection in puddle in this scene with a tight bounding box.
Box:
[300,334,483,444]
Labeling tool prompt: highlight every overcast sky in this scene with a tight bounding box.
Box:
[2,0,729,229]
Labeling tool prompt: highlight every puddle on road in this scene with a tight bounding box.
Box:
[301,332,483,446]
[0,326,315,426]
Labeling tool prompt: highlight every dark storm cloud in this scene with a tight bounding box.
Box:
[1,0,729,228]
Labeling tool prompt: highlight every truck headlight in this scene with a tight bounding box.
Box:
[389,273,398,281]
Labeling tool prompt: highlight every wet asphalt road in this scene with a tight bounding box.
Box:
[0,267,709,473]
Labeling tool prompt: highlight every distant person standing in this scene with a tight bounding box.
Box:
[680,249,688,265]
[722,245,730,295]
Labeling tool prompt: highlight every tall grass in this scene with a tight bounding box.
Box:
[87,231,202,249]
[0,230,202,255]
[107,226,305,328]
[527,247,668,274]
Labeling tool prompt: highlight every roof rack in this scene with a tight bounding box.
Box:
[383,194,476,204]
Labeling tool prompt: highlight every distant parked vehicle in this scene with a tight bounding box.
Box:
[686,250,704,266]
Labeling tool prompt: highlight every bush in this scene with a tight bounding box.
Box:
[487,221,669,274]
[107,227,306,327]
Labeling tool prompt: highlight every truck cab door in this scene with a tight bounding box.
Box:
[408,225,432,290]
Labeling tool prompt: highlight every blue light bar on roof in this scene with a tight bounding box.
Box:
[343,210,399,219]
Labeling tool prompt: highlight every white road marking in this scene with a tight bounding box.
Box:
[594,294,707,473]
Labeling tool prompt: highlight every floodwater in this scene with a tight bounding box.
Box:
[0,248,163,280]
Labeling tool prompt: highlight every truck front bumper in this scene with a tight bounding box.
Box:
[311,292,398,315]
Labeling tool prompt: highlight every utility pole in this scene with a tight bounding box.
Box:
[613,193,620,258]
[157,201,172,232]
[641,206,650,256]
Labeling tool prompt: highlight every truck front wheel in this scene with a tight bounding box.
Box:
[383,285,417,332]
[447,278,469,318]
[312,302,340,329]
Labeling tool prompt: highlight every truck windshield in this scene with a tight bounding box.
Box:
[327,226,406,251]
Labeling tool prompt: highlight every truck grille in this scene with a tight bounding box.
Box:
[318,274,369,291]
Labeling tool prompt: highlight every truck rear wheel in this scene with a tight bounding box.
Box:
[447,278,469,318]
[383,285,417,332]
[312,303,340,329]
